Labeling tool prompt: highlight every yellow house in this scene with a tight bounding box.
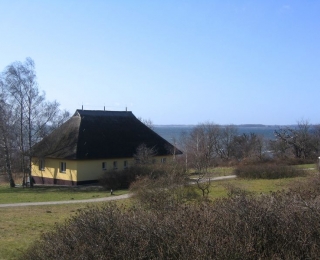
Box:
[31,109,181,185]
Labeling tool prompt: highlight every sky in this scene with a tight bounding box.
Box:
[0,1,319,125]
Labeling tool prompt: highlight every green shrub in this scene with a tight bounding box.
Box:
[234,163,306,179]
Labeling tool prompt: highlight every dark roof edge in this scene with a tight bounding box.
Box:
[74,109,134,117]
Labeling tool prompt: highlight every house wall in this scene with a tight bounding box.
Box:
[76,158,134,182]
[76,155,173,182]
[31,158,78,185]
[32,155,174,185]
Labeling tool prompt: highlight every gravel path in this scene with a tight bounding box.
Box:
[190,175,237,183]
[0,194,132,208]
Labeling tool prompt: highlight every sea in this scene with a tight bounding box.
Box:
[153,125,281,145]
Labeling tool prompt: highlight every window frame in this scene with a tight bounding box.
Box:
[113,161,118,170]
[60,162,66,173]
[102,162,106,170]
[39,158,45,171]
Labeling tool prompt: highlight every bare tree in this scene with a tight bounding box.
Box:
[179,131,189,173]
[233,133,266,161]
[313,124,320,155]
[0,79,16,187]
[138,117,154,130]
[5,60,29,185]
[215,125,238,161]
[134,143,157,165]
[274,120,317,160]
[186,123,219,173]
[195,172,211,198]
[4,58,69,187]
[268,136,291,160]
[181,123,221,197]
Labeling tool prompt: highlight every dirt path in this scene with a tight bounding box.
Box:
[0,194,132,208]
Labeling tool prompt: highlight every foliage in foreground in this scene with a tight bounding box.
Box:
[23,175,320,260]
[129,164,200,210]
[99,163,187,191]
[234,163,307,179]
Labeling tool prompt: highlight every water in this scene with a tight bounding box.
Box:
[154,125,280,144]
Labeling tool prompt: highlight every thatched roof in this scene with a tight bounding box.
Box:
[32,109,181,160]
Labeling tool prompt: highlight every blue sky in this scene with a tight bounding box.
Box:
[0,1,319,125]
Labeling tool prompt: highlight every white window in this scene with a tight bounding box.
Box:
[102,162,106,170]
[39,159,45,171]
[124,161,128,169]
[113,161,117,170]
[60,162,66,173]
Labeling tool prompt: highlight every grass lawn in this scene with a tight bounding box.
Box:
[0,183,129,259]
[0,184,127,204]
[191,164,318,199]
[0,202,117,260]
[208,177,303,199]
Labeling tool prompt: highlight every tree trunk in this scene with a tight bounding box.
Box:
[0,105,15,188]
[4,141,15,187]
[2,133,15,187]
[19,103,27,187]
[27,95,33,187]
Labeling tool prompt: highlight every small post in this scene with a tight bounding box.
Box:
[318,157,320,173]
[110,189,113,195]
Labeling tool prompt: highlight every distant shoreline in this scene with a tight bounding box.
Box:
[154,124,288,127]
[153,125,280,142]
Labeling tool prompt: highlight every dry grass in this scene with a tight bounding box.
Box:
[0,201,130,260]
[0,203,88,259]
[0,184,128,204]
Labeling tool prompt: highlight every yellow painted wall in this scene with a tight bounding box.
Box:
[76,155,173,181]
[77,158,134,181]
[32,155,174,183]
[32,158,78,182]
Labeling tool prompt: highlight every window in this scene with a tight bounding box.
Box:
[39,159,45,171]
[113,161,117,170]
[102,162,106,170]
[60,162,66,173]
[124,160,128,169]
[161,158,166,164]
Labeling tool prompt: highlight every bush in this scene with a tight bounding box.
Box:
[22,183,320,259]
[99,165,153,190]
[275,157,316,166]
[289,174,320,199]
[234,163,306,179]
[129,164,199,210]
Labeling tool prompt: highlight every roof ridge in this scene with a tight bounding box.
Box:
[75,109,134,117]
